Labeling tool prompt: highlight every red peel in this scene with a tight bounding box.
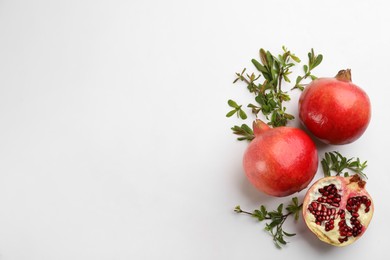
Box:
[243,120,318,197]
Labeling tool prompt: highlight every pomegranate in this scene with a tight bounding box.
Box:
[302,175,374,246]
[242,120,318,197]
[299,69,371,145]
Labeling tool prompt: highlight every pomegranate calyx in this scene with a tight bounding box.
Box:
[253,119,271,137]
[349,174,366,188]
[335,69,352,82]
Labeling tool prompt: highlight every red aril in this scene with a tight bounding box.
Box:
[302,175,374,247]
[299,69,371,145]
[243,120,318,197]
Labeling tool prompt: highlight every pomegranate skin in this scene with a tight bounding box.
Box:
[299,75,371,145]
[243,120,318,197]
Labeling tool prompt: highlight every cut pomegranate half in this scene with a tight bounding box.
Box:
[302,175,374,246]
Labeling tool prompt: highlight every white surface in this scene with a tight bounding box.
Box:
[0,0,389,259]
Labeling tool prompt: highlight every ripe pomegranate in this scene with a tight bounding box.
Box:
[242,120,318,197]
[299,69,371,145]
[302,175,374,246]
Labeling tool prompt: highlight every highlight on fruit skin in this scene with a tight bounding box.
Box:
[243,119,318,197]
[302,175,373,247]
[298,69,371,145]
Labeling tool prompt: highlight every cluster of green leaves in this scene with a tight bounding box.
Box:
[292,49,323,90]
[234,197,302,248]
[226,99,247,119]
[227,47,323,140]
[230,124,254,141]
[321,151,368,179]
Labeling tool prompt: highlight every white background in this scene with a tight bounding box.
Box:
[1,0,389,259]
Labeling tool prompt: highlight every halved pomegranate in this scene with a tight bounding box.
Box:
[302,175,374,246]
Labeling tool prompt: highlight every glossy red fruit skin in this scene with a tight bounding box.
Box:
[299,73,371,145]
[243,120,318,197]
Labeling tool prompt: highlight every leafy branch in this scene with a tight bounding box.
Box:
[227,47,323,140]
[292,48,323,91]
[226,99,248,119]
[234,197,302,248]
[230,124,254,141]
[321,151,368,179]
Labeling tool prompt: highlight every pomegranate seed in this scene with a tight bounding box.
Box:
[326,198,333,203]
[347,232,353,237]
[317,198,324,203]
[338,238,344,243]
[331,203,340,207]
[312,202,318,209]
[333,197,341,203]
[352,212,359,218]
[329,224,334,230]
[365,207,370,213]
[328,194,334,199]
[322,206,327,212]
[323,191,329,196]
[346,205,352,211]
[340,231,347,236]
[366,200,372,207]
[319,188,324,193]
[327,209,332,215]
[316,221,321,225]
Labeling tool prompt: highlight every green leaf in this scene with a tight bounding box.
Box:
[260,48,268,65]
[290,54,301,63]
[303,65,308,73]
[321,159,330,177]
[226,109,236,117]
[266,51,274,69]
[295,75,302,84]
[283,231,296,237]
[228,99,239,108]
[277,235,287,245]
[267,219,282,229]
[277,204,283,214]
[239,109,247,119]
[251,59,268,75]
[260,205,267,216]
[312,54,323,69]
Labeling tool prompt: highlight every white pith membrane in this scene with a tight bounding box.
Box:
[303,176,374,247]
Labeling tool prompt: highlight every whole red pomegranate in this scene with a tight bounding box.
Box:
[299,69,371,145]
[303,175,374,247]
[243,120,318,197]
